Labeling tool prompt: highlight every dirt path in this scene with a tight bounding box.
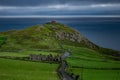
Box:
[59,52,72,80]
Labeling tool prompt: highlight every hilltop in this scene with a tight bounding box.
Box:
[0,21,96,50]
[0,21,120,60]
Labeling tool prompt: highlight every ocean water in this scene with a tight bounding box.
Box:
[0,17,120,51]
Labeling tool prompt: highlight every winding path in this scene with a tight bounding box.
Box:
[59,52,72,80]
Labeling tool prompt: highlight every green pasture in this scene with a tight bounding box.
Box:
[0,58,58,80]
[67,58,120,69]
[63,45,120,80]
[0,50,59,57]
[63,45,104,61]
[67,67,120,80]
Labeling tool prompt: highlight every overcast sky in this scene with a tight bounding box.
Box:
[0,0,120,17]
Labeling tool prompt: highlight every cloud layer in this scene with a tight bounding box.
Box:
[0,0,120,16]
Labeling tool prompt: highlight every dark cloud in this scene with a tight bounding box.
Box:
[0,0,120,16]
[0,0,120,6]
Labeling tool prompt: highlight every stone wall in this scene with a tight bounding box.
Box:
[29,54,61,62]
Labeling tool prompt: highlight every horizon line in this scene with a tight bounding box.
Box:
[0,15,120,18]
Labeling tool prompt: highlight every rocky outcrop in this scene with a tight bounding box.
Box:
[55,30,84,43]
[54,28,97,49]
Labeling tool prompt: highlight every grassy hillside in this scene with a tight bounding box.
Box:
[0,58,58,80]
[0,22,120,80]
[0,36,6,46]
[63,45,120,80]
[0,24,60,51]
[0,22,95,51]
[0,22,119,59]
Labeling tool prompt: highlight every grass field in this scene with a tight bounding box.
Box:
[67,58,120,69]
[67,68,120,80]
[0,58,59,80]
[0,50,59,57]
[63,45,120,80]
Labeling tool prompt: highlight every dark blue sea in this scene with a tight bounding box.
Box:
[0,17,120,51]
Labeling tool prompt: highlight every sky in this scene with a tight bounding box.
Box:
[0,0,120,17]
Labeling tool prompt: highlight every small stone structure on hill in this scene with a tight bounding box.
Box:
[51,20,56,23]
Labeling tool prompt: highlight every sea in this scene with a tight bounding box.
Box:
[0,17,120,51]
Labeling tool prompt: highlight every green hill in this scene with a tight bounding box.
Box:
[0,21,119,60]
[0,21,120,80]
[0,21,96,51]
